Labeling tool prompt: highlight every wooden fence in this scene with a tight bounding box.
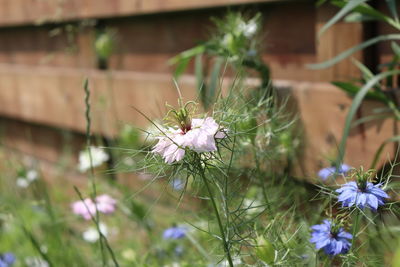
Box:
[0,0,397,182]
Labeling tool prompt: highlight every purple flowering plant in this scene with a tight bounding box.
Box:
[163,226,187,240]
[318,163,351,181]
[336,168,389,211]
[310,219,352,256]
[0,253,15,267]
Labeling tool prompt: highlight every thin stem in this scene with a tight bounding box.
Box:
[83,79,119,267]
[197,156,234,267]
[252,147,272,217]
[351,210,361,256]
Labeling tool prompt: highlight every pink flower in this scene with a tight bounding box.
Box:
[96,194,117,214]
[152,117,226,164]
[71,194,117,220]
[71,198,97,220]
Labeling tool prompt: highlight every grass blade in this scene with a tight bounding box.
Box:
[370,135,400,169]
[336,70,400,166]
[319,0,368,37]
[308,34,400,69]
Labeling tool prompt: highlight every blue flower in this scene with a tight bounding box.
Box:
[310,220,352,256]
[174,245,184,256]
[170,178,185,191]
[0,253,15,267]
[163,226,187,240]
[336,181,389,211]
[318,164,351,181]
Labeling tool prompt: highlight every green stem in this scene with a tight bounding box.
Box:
[83,79,119,267]
[253,148,272,217]
[351,211,361,255]
[198,158,234,267]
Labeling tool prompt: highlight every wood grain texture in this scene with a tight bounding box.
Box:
[107,2,317,81]
[0,0,284,27]
[0,64,198,137]
[315,5,363,81]
[0,65,397,178]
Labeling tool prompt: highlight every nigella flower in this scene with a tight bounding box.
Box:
[318,164,351,181]
[152,117,226,164]
[239,20,258,38]
[310,220,352,256]
[78,146,109,172]
[71,194,117,220]
[16,169,39,188]
[82,223,108,243]
[170,178,185,191]
[336,181,389,211]
[95,194,117,214]
[0,253,15,267]
[163,226,187,240]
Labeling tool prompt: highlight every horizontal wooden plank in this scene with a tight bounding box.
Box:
[0,64,198,137]
[0,26,96,68]
[0,64,397,178]
[0,2,318,82]
[0,0,286,27]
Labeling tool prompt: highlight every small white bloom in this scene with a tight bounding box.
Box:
[216,257,242,266]
[16,169,39,188]
[26,170,38,181]
[82,223,108,243]
[123,157,135,166]
[243,198,264,216]
[239,20,258,38]
[16,178,30,188]
[78,147,109,172]
[25,257,50,267]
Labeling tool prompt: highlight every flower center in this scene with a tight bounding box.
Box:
[329,231,338,239]
[180,124,192,134]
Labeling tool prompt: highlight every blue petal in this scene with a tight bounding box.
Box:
[315,237,331,249]
[370,187,389,198]
[338,190,356,202]
[334,240,343,255]
[337,231,352,240]
[356,193,367,208]
[366,194,378,211]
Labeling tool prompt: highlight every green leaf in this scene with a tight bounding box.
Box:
[336,70,400,166]
[370,135,400,169]
[173,56,191,79]
[344,12,376,23]
[352,59,382,91]
[319,0,368,37]
[255,237,275,264]
[331,81,387,102]
[392,42,400,57]
[168,45,206,65]
[194,54,205,103]
[386,0,399,22]
[308,34,400,69]
[205,57,224,109]
[333,1,392,22]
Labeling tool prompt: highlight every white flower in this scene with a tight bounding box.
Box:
[123,157,135,166]
[78,147,109,172]
[243,198,264,216]
[26,170,38,181]
[25,257,50,267]
[239,20,258,38]
[16,169,39,188]
[82,223,108,243]
[216,257,242,266]
[152,117,226,164]
[16,178,30,188]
